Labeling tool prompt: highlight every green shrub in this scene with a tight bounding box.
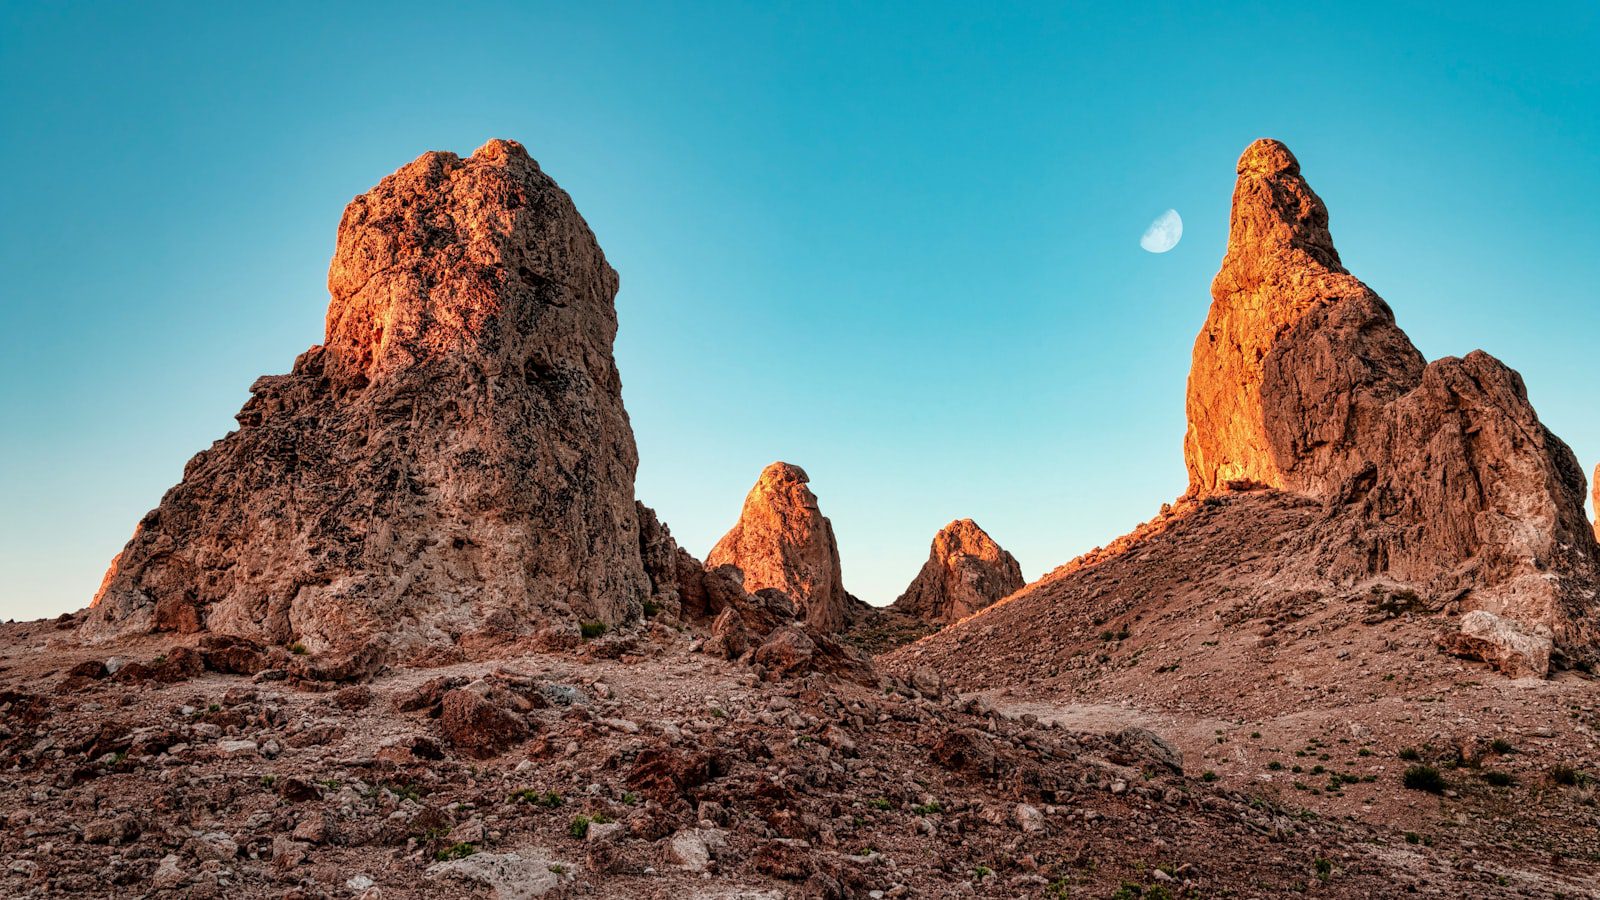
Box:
[1397,747,1421,761]
[1403,765,1445,793]
[434,842,477,861]
[511,789,564,807]
[579,621,607,640]
[1481,770,1516,787]
[289,642,308,655]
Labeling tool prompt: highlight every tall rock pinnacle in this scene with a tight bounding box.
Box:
[84,140,653,651]
[891,519,1023,626]
[1184,138,1598,674]
[705,463,850,633]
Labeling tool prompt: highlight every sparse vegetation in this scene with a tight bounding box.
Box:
[511,789,564,807]
[911,800,944,815]
[434,842,477,861]
[1481,770,1516,787]
[579,620,607,639]
[1403,765,1445,793]
[289,642,308,655]
[1398,747,1422,761]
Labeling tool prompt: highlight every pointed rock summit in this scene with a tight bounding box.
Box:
[1185,138,1598,674]
[705,463,850,633]
[85,140,657,652]
[891,519,1022,626]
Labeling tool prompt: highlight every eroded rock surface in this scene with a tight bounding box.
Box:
[705,463,850,633]
[85,140,653,653]
[890,519,1022,626]
[1184,139,1598,672]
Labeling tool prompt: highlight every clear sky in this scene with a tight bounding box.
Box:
[2,2,1596,621]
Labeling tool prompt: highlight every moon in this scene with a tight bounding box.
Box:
[1140,209,1183,253]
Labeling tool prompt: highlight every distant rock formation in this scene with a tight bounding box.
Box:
[891,519,1022,626]
[705,463,850,633]
[1593,463,1599,543]
[84,140,658,652]
[1185,139,1598,675]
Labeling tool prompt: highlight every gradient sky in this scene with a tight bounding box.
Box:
[2,2,1596,621]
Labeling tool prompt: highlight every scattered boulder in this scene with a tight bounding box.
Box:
[1438,609,1552,678]
[706,463,851,632]
[428,850,574,900]
[625,743,722,803]
[439,688,529,758]
[752,627,817,677]
[1111,726,1185,775]
[83,139,659,652]
[891,519,1023,626]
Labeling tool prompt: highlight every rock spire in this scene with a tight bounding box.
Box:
[1184,138,1598,674]
[85,140,655,652]
[891,519,1022,626]
[705,463,850,633]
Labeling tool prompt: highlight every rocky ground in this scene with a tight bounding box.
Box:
[884,490,1600,899]
[9,607,1592,899]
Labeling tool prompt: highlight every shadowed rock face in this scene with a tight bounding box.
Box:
[705,463,849,633]
[1185,139,1598,673]
[84,140,652,652]
[891,519,1023,626]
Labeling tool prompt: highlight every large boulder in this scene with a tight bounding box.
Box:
[83,140,654,652]
[1184,139,1598,673]
[705,462,851,632]
[891,518,1023,626]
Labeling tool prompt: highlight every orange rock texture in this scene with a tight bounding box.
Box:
[1185,139,1598,673]
[84,140,656,651]
[705,463,850,633]
[890,519,1022,626]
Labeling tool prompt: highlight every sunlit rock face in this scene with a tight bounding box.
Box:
[1593,464,1599,543]
[84,140,653,652]
[891,519,1022,626]
[705,463,850,633]
[1184,138,1598,674]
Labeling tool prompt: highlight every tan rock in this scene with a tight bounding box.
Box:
[1437,610,1551,678]
[1184,139,1598,670]
[891,519,1022,625]
[705,463,850,632]
[83,140,654,652]
[1593,462,1599,543]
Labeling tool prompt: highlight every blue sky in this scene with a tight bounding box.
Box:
[2,2,1596,620]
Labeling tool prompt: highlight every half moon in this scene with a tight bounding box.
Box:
[1140,209,1183,253]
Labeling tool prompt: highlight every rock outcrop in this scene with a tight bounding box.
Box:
[890,519,1023,626]
[84,140,657,652]
[705,463,850,633]
[1593,463,1599,543]
[1184,139,1598,674]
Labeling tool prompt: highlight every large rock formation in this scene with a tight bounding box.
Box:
[705,463,850,633]
[1185,139,1598,673]
[84,140,656,652]
[1593,463,1599,543]
[890,519,1023,626]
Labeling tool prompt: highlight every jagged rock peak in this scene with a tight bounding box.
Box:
[705,462,849,633]
[891,519,1023,626]
[83,139,653,654]
[1184,138,1598,676]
